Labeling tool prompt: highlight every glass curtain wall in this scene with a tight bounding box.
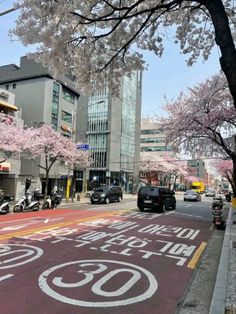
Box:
[87,89,109,178]
[121,73,137,180]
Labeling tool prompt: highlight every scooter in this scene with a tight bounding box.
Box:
[13,192,40,212]
[0,190,10,215]
[212,206,226,229]
[212,198,225,229]
[225,192,232,203]
[42,192,62,209]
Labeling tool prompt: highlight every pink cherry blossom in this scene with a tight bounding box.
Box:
[23,124,90,196]
[159,72,236,195]
[11,1,236,106]
[0,115,25,162]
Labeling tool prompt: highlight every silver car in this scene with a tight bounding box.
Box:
[184,190,201,202]
[205,188,216,197]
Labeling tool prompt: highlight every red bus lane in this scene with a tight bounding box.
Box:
[0,209,212,314]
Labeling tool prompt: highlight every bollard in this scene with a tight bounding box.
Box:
[232,197,236,210]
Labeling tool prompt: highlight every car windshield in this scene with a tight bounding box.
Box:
[139,187,159,196]
[186,190,197,194]
[94,186,109,193]
[192,186,200,190]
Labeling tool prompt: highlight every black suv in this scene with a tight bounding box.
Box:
[90,186,123,204]
[137,186,176,212]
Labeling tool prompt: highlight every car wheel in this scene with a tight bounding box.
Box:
[105,197,110,204]
[118,196,122,202]
[138,206,144,212]
[172,202,176,210]
[90,199,95,204]
[160,202,166,213]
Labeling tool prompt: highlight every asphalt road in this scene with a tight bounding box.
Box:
[0,195,222,314]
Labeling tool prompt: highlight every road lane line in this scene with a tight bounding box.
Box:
[187,242,207,269]
[0,274,14,282]
[0,209,134,241]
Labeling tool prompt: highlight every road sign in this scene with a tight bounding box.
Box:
[75,144,90,150]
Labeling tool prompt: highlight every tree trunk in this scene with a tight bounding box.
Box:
[232,157,236,197]
[205,0,236,108]
[44,169,49,200]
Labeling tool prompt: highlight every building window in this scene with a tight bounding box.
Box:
[141,146,172,152]
[51,82,60,130]
[13,83,16,89]
[61,110,72,123]
[62,88,75,104]
[140,137,166,143]
[5,85,9,90]
[141,129,162,135]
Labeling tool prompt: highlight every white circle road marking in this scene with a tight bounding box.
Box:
[38,259,158,307]
[0,244,43,269]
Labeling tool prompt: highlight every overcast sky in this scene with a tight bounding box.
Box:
[0,1,221,117]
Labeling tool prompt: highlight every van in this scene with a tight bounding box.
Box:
[191,181,205,194]
[137,186,176,212]
[90,186,123,204]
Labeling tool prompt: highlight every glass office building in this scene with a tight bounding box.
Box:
[87,72,142,191]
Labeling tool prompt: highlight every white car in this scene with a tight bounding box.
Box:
[205,188,216,197]
[184,190,201,202]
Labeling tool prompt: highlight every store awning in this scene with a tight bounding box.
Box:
[0,99,18,111]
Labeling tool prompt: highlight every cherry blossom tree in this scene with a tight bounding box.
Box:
[23,124,90,197]
[0,114,25,163]
[139,153,165,185]
[11,1,236,105]
[139,152,189,186]
[161,154,189,188]
[212,159,235,195]
[159,72,236,195]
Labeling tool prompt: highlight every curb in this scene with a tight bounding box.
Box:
[209,207,232,314]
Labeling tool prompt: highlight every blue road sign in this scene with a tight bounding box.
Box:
[75,144,90,150]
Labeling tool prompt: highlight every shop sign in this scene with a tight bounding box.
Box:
[0,163,10,172]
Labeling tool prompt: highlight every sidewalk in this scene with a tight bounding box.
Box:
[210,206,236,314]
[58,193,137,207]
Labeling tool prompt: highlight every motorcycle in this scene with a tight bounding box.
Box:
[13,190,40,212]
[42,192,62,209]
[212,197,224,209]
[0,190,10,215]
[212,197,225,229]
[225,192,232,203]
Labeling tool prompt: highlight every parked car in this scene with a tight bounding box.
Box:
[137,186,176,212]
[205,188,216,197]
[90,186,123,204]
[184,190,201,202]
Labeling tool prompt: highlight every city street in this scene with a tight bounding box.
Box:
[0,195,217,314]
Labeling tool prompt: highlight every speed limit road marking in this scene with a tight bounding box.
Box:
[39,259,158,307]
[0,244,43,269]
